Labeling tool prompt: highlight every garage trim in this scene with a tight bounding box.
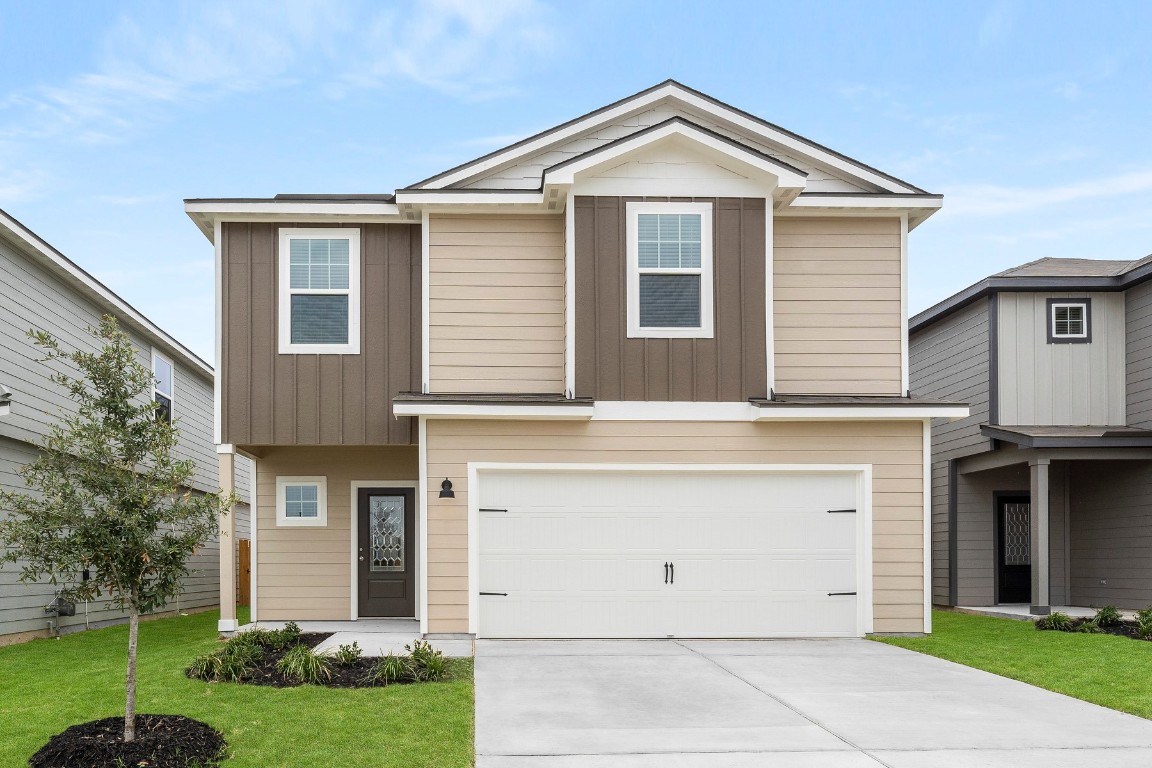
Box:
[466,462,874,637]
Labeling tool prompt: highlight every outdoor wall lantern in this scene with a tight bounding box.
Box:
[0,384,11,417]
[438,478,455,498]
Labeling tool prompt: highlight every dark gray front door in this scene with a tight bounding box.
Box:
[997,496,1031,604]
[357,487,416,617]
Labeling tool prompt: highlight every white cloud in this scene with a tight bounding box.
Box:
[945,169,1152,215]
[0,0,555,147]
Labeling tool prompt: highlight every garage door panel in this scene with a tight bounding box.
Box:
[479,471,861,638]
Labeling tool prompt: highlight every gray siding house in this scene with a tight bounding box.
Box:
[911,256,1152,614]
[0,209,251,643]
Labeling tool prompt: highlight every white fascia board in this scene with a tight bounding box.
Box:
[544,122,807,191]
[184,201,403,217]
[394,191,545,206]
[786,195,943,210]
[593,401,757,421]
[392,402,594,420]
[0,210,213,378]
[754,405,970,421]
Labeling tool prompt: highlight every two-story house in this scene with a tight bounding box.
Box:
[0,209,252,643]
[911,256,1152,615]
[188,81,965,640]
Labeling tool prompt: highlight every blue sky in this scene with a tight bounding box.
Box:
[2,0,1151,362]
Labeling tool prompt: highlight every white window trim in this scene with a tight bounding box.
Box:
[151,348,175,422]
[1050,301,1089,339]
[275,476,328,527]
[626,201,714,339]
[277,228,361,355]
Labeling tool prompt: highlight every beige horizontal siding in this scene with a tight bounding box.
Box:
[774,218,903,395]
[426,419,925,635]
[253,445,418,621]
[429,215,565,394]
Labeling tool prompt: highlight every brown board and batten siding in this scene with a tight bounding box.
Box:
[220,222,420,446]
[574,196,767,401]
[774,218,903,396]
[425,419,926,635]
[428,215,564,394]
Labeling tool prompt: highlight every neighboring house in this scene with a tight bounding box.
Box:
[0,209,252,643]
[911,256,1152,614]
[188,80,965,640]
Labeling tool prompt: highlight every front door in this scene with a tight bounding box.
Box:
[997,496,1031,604]
[357,487,416,617]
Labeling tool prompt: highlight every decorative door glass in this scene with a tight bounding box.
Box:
[1003,502,1030,566]
[369,495,405,572]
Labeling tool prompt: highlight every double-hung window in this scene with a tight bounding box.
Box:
[152,350,174,423]
[626,202,713,338]
[278,228,361,354]
[1047,298,1091,343]
[275,476,327,527]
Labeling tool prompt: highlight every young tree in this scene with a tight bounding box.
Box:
[0,315,230,743]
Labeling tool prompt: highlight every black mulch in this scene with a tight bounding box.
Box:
[1042,618,1152,640]
[191,632,440,688]
[30,714,225,768]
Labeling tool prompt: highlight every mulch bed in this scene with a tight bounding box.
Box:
[1042,618,1151,640]
[190,632,438,688]
[30,714,225,768]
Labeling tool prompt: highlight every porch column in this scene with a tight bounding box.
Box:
[218,449,237,633]
[1029,458,1051,615]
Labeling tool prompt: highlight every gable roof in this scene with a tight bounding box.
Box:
[409,79,929,195]
[910,255,1152,334]
[0,208,212,378]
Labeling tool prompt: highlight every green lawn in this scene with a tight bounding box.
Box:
[874,609,1152,719]
[0,608,474,767]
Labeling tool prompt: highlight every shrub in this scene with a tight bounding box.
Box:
[1093,605,1123,627]
[407,640,448,682]
[1136,608,1152,639]
[187,640,261,683]
[1035,611,1075,631]
[330,642,363,666]
[363,653,414,685]
[1075,620,1101,634]
[262,622,303,652]
[276,644,331,684]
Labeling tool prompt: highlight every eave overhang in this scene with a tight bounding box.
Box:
[981,424,1152,449]
[184,198,411,242]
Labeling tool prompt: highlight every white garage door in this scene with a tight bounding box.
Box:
[477,470,861,639]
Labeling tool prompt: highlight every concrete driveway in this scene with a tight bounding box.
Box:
[475,639,1152,767]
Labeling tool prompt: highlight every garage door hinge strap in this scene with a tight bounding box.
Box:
[827,508,856,514]
[479,508,507,513]
[479,591,508,596]
[827,592,857,596]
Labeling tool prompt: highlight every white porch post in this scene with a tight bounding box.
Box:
[1029,457,1051,615]
[218,449,238,633]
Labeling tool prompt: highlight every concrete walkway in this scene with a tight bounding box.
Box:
[238,619,473,657]
[475,638,1152,767]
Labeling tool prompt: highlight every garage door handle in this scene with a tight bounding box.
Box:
[480,592,508,597]
[670,562,674,584]
[827,592,857,596]
[664,562,669,584]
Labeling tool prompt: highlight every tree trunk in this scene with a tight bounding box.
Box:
[124,605,139,743]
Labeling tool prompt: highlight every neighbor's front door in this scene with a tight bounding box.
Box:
[357,487,416,617]
[997,496,1031,604]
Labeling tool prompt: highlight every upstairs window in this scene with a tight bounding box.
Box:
[626,202,714,338]
[1047,299,1090,343]
[278,228,361,354]
[152,350,174,423]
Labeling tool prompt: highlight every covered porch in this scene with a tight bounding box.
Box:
[949,426,1152,614]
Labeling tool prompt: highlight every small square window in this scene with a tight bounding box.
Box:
[276,476,327,527]
[1047,299,1091,343]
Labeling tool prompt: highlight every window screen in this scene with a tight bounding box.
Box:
[290,294,349,344]
[635,212,705,330]
[639,274,701,327]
